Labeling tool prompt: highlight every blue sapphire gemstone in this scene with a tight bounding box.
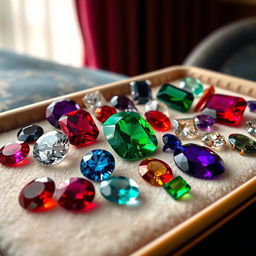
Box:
[162,134,182,151]
[80,149,115,181]
[130,80,152,104]
[247,101,256,112]
[173,143,225,179]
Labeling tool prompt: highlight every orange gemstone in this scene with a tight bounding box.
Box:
[194,85,215,112]
[138,158,173,186]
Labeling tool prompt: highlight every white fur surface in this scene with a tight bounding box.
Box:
[0,84,255,256]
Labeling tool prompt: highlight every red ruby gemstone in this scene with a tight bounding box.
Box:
[19,177,55,211]
[56,177,95,211]
[59,109,99,146]
[145,110,171,131]
[194,86,215,112]
[0,141,30,165]
[94,105,117,123]
[204,94,247,126]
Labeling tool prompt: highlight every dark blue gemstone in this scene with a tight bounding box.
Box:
[173,143,225,179]
[110,95,138,112]
[247,101,256,112]
[80,149,115,181]
[17,125,44,143]
[162,134,182,151]
[130,80,152,104]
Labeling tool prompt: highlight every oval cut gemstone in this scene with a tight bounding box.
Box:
[179,77,203,96]
[229,133,256,154]
[145,110,171,131]
[103,112,158,160]
[138,158,173,186]
[17,125,44,143]
[100,176,139,205]
[56,177,95,211]
[94,105,117,123]
[80,149,115,181]
[194,114,215,130]
[110,95,138,112]
[162,134,182,151]
[19,177,55,211]
[0,141,30,165]
[173,143,225,179]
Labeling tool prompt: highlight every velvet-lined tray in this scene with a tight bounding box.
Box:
[0,66,255,256]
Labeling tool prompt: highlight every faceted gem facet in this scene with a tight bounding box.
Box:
[82,91,107,110]
[56,177,95,211]
[100,176,139,205]
[145,110,171,131]
[138,158,173,186]
[204,94,247,126]
[164,176,191,200]
[130,80,152,104]
[103,112,158,160]
[194,85,215,112]
[173,118,199,138]
[173,143,225,179]
[157,84,194,112]
[194,114,215,130]
[110,95,138,112]
[46,99,80,128]
[33,131,69,166]
[179,77,203,96]
[144,100,169,116]
[201,132,226,148]
[247,121,256,136]
[94,105,117,123]
[19,177,55,211]
[162,134,182,151]
[80,149,115,181]
[229,133,256,154]
[59,109,99,146]
[0,141,30,165]
[247,101,256,112]
[17,125,44,143]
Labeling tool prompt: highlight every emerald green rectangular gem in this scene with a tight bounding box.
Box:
[157,84,194,112]
[164,176,191,200]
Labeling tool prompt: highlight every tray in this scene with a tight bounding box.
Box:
[0,66,255,256]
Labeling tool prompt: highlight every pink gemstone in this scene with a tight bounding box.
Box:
[0,141,30,165]
[56,177,95,211]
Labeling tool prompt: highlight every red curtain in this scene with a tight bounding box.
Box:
[75,0,219,76]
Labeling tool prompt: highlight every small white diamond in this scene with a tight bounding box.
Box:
[144,100,169,116]
[247,120,256,136]
[82,91,107,110]
[173,118,199,138]
[201,132,226,148]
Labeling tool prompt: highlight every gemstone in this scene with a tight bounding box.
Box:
[173,118,199,138]
[100,176,139,205]
[56,177,95,211]
[46,99,81,128]
[164,176,191,200]
[194,114,215,130]
[145,111,171,131]
[162,134,182,151]
[110,95,138,112]
[19,177,55,211]
[0,141,30,165]
[194,85,215,112]
[247,120,256,136]
[94,105,117,123]
[59,109,99,146]
[201,132,226,148]
[173,143,225,179]
[204,94,247,126]
[144,100,169,116]
[33,131,69,165]
[17,125,44,143]
[157,84,194,112]
[229,133,256,154]
[83,91,107,110]
[80,149,115,181]
[247,101,256,112]
[179,77,203,96]
[103,112,158,160]
[138,158,173,186]
[130,80,152,104]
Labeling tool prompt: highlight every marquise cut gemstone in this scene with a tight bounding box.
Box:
[103,112,158,160]
[229,133,256,154]
[145,110,171,131]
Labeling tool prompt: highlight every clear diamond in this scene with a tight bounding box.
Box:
[144,100,169,117]
[33,131,69,165]
[201,132,226,148]
[82,91,107,110]
[173,118,199,138]
[247,121,256,136]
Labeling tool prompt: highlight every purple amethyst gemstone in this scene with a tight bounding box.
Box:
[247,101,256,112]
[46,99,81,128]
[173,143,225,179]
[194,114,215,130]
[110,95,138,112]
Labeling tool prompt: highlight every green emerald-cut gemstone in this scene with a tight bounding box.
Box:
[229,133,256,154]
[157,84,194,112]
[103,112,158,160]
[179,77,203,96]
[164,176,191,200]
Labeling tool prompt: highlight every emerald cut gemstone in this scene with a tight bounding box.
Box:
[103,112,158,160]
[157,84,194,112]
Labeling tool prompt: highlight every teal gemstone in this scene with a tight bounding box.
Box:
[157,84,194,112]
[180,77,203,96]
[100,176,139,204]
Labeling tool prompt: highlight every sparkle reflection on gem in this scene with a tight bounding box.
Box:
[201,132,226,148]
